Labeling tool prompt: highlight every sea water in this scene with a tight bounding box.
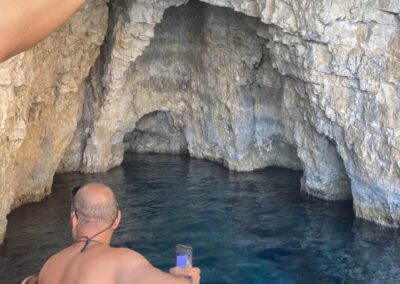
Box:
[1,154,400,283]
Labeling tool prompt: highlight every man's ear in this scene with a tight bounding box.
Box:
[113,210,121,229]
[71,211,78,227]
[71,211,79,240]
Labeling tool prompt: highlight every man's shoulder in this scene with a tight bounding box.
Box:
[110,247,149,265]
[108,247,155,281]
[39,246,74,279]
[43,246,73,265]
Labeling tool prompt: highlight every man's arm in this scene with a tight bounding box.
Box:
[0,0,85,62]
[131,263,200,284]
[118,249,200,284]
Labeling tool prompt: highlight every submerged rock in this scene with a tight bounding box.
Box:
[0,0,399,242]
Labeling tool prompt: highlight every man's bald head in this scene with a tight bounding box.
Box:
[73,183,118,225]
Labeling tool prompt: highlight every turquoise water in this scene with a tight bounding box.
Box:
[1,154,400,283]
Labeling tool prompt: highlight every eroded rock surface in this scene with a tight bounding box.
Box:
[0,0,108,242]
[1,0,400,243]
[66,0,398,227]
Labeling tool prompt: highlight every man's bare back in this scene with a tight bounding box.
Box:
[35,183,200,284]
[39,242,191,284]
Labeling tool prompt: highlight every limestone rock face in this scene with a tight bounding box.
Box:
[64,0,399,227]
[1,0,400,243]
[0,0,108,242]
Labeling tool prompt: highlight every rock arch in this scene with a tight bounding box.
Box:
[123,111,188,155]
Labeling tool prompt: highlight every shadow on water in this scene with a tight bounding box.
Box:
[1,153,400,283]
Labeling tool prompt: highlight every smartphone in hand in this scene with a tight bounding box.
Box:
[176,244,193,268]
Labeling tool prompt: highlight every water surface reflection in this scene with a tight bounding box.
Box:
[1,154,400,283]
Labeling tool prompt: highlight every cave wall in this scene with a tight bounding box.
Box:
[119,1,304,172]
[67,0,398,227]
[0,0,109,242]
[0,0,399,243]
[70,0,306,173]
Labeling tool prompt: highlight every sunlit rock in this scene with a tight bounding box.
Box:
[74,0,398,227]
[1,0,400,243]
[0,0,108,242]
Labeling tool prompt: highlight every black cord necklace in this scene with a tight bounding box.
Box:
[74,221,115,253]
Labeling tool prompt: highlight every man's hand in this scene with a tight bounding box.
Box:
[0,0,86,62]
[170,267,201,284]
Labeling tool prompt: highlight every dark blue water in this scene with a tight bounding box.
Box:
[1,154,400,283]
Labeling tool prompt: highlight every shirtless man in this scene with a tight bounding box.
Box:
[31,183,200,284]
[0,0,86,62]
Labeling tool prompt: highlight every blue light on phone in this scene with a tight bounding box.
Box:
[177,255,188,268]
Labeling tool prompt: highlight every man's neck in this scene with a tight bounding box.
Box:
[74,225,113,246]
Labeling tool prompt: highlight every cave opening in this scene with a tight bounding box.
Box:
[117,0,353,203]
[119,0,303,170]
[124,111,188,155]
